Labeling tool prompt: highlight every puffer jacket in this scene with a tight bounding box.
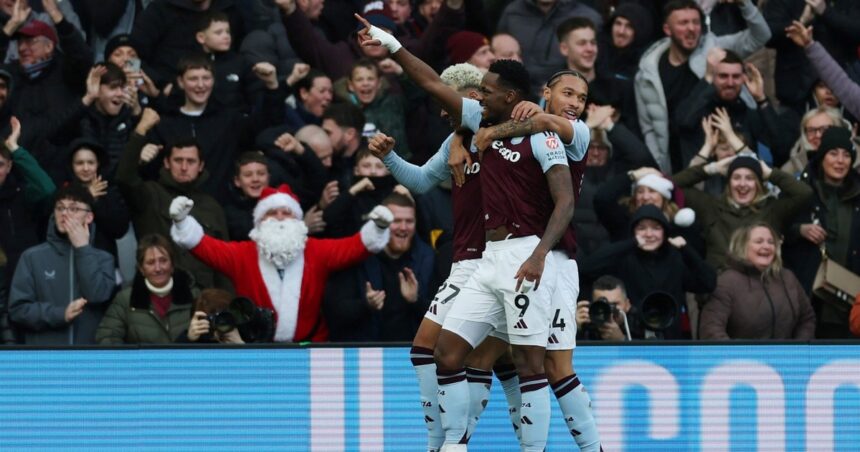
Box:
[334,77,411,159]
[634,0,771,173]
[700,258,816,340]
[95,270,196,344]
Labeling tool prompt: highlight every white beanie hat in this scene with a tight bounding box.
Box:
[635,174,673,200]
[252,184,304,225]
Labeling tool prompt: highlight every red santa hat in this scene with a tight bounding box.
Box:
[253,184,304,224]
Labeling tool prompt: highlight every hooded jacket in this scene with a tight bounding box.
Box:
[700,258,816,340]
[634,0,770,173]
[129,0,246,86]
[497,0,602,94]
[64,138,130,261]
[8,218,115,345]
[596,2,654,81]
[580,205,717,339]
[116,133,229,290]
[95,270,196,344]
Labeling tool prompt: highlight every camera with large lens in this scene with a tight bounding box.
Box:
[639,291,678,333]
[589,297,618,325]
[204,297,275,343]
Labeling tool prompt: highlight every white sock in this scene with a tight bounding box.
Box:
[553,374,602,452]
[412,346,444,451]
[494,363,522,443]
[465,367,492,442]
[437,368,470,444]
[519,374,551,452]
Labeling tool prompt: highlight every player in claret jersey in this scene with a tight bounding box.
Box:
[366,63,519,452]
[355,15,575,452]
[456,69,602,451]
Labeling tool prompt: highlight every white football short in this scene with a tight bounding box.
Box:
[547,251,579,350]
[424,259,481,326]
[443,235,558,347]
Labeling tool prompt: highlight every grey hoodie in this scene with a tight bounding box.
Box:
[9,217,115,345]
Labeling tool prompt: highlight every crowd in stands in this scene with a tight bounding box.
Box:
[0,0,859,346]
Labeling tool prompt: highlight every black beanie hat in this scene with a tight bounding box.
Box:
[630,204,669,234]
[728,156,763,181]
[815,126,856,165]
[103,34,134,62]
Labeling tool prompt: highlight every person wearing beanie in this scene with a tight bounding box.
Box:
[446,30,495,71]
[783,126,860,338]
[580,204,717,340]
[102,34,161,107]
[169,183,394,343]
[594,166,698,243]
[672,153,814,270]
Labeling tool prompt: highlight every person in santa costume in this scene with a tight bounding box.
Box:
[169,184,393,342]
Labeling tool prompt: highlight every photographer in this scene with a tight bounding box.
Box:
[576,275,644,341]
[179,289,275,344]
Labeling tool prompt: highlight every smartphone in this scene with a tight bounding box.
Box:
[125,58,141,73]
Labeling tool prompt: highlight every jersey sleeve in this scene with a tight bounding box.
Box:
[530,132,569,173]
[460,98,483,133]
[383,135,452,194]
[563,120,591,162]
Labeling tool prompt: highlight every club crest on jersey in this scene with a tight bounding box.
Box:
[545,135,559,150]
[492,140,521,162]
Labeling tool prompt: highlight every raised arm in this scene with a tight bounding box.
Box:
[355,14,463,120]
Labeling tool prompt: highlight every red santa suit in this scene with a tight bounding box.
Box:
[170,186,390,342]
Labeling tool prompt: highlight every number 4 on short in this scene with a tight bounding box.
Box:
[552,309,566,330]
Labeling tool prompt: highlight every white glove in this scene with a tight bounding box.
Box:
[368,205,394,229]
[169,196,194,222]
[368,24,402,54]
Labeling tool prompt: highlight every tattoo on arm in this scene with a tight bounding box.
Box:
[536,165,575,255]
[490,118,535,140]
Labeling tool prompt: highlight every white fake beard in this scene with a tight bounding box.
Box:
[249,218,309,268]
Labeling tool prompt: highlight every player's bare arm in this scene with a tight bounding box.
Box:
[513,165,574,291]
[355,14,463,120]
[475,114,574,151]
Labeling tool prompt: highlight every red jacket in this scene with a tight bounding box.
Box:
[190,234,369,342]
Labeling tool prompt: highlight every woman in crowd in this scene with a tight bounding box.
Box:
[781,106,849,175]
[65,138,130,263]
[95,234,195,344]
[783,127,860,338]
[580,204,717,339]
[700,223,816,340]
[593,167,696,243]
[672,154,812,270]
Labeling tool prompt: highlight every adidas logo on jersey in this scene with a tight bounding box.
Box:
[513,319,528,329]
[428,304,438,315]
[548,334,559,344]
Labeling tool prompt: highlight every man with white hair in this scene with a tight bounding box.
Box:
[169,184,393,343]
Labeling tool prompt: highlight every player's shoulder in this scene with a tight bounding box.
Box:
[529,130,563,152]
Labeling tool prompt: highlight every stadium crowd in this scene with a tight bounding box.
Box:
[1,0,860,347]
